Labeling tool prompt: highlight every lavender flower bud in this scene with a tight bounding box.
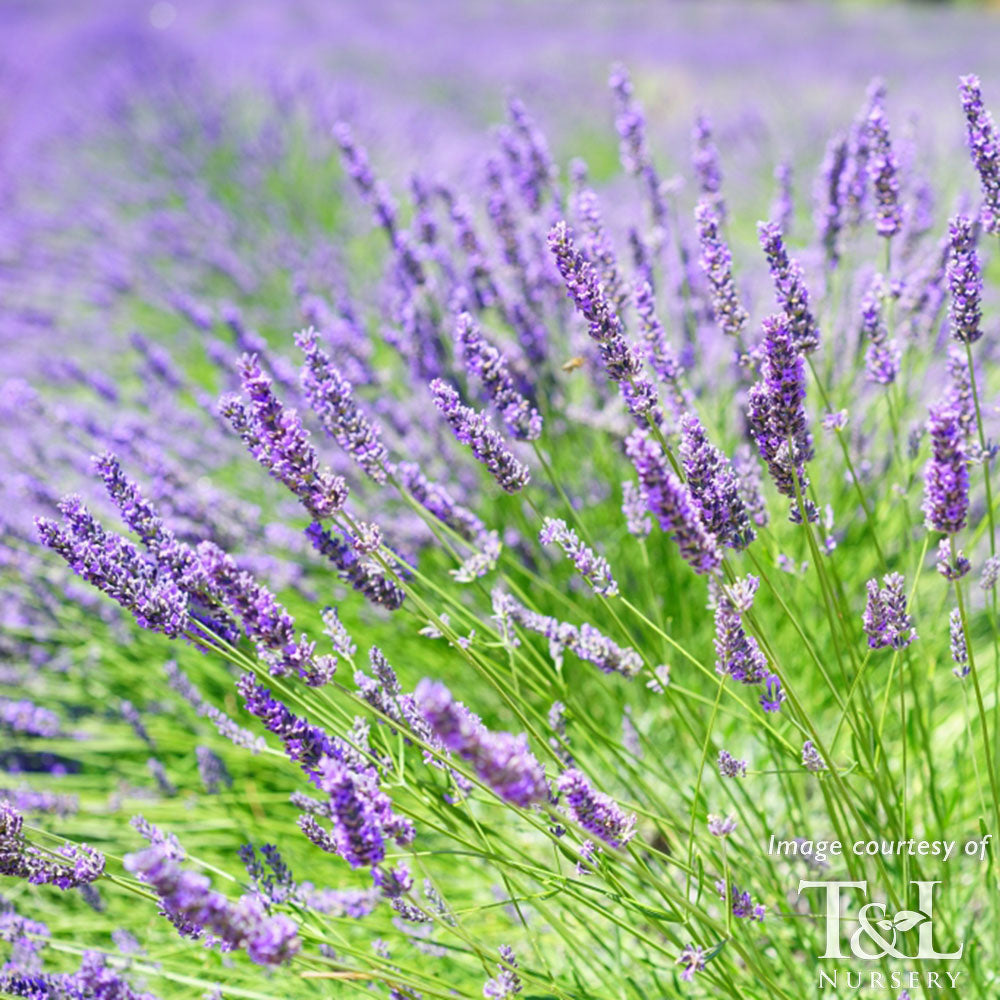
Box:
[801,741,826,773]
[414,680,547,807]
[557,768,636,848]
[538,517,617,596]
[679,413,755,549]
[297,328,390,483]
[625,430,722,575]
[757,223,819,353]
[947,215,982,344]
[456,313,541,441]
[695,199,747,336]
[959,75,1000,234]
[866,103,901,238]
[717,750,748,778]
[220,354,348,519]
[950,609,970,678]
[862,573,916,650]
[922,400,969,535]
[430,380,530,493]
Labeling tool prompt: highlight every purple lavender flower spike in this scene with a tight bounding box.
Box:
[947,215,982,344]
[861,276,900,385]
[306,522,405,611]
[717,750,748,778]
[197,541,335,684]
[757,222,819,353]
[746,315,817,522]
[815,134,847,267]
[220,354,348,520]
[922,400,969,535]
[548,221,659,422]
[634,280,687,414]
[866,103,901,239]
[36,498,190,639]
[334,122,397,240]
[621,480,651,538]
[625,430,722,575]
[124,843,299,964]
[695,199,748,337]
[679,413,755,549]
[711,577,768,685]
[495,592,642,678]
[456,313,541,441]
[430,380,530,493]
[1,800,104,889]
[959,75,1000,234]
[0,700,61,739]
[950,609,970,678]
[862,573,916,650]
[484,945,523,999]
[296,328,390,483]
[609,63,667,227]
[538,517,617,596]
[314,758,386,868]
[572,181,626,314]
[414,680,548,807]
[936,537,971,581]
[557,768,636,848]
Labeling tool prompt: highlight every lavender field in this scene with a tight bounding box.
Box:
[5,2,1000,998]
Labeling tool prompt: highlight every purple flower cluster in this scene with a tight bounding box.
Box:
[716,879,766,921]
[495,591,643,678]
[297,327,390,482]
[220,354,348,519]
[757,223,819,354]
[125,843,300,964]
[718,750,748,778]
[746,315,817,522]
[692,115,725,220]
[197,540,335,684]
[456,313,541,441]
[816,134,848,266]
[36,497,190,639]
[430,380,530,493]
[1,800,104,889]
[305,522,406,611]
[950,609,970,678]
[548,221,659,422]
[947,215,982,344]
[679,413,755,550]
[0,700,61,739]
[625,430,722,574]
[539,517,617,596]
[861,276,900,385]
[862,573,916,650]
[483,945,523,1000]
[414,680,548,807]
[695,199,746,336]
[865,103,901,238]
[557,768,636,848]
[922,400,969,535]
[959,75,1000,234]
[711,577,769,688]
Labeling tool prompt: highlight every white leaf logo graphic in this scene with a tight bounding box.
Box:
[892,910,927,933]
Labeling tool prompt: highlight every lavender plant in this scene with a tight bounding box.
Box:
[5,5,1000,1000]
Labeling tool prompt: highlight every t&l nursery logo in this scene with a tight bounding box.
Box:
[797,880,964,992]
